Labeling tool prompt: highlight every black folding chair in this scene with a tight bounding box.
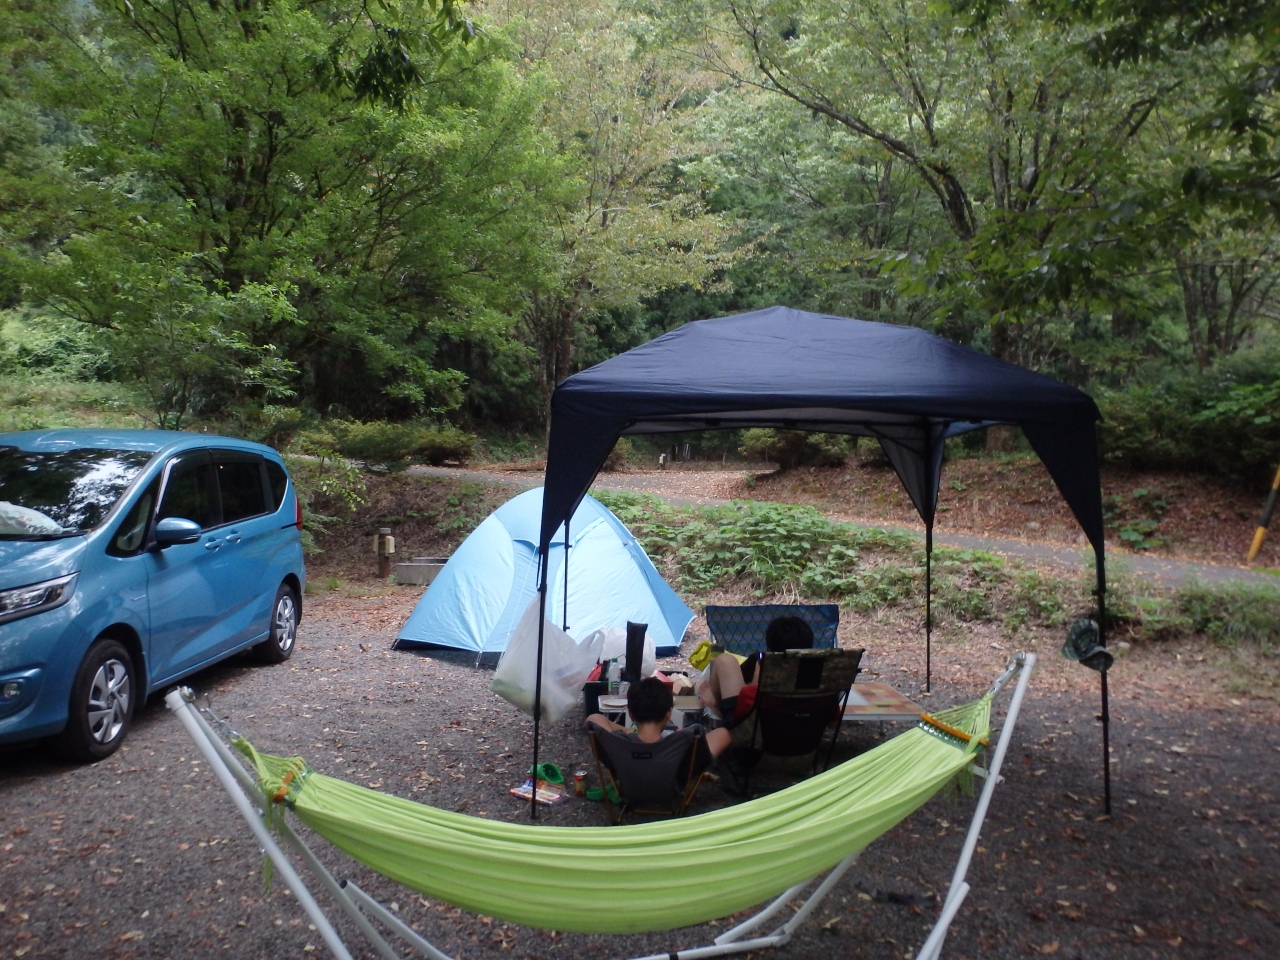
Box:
[587,723,709,824]
[733,647,863,794]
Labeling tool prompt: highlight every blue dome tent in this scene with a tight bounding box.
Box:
[395,487,692,660]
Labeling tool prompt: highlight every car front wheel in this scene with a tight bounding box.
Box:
[254,583,298,664]
[51,637,135,762]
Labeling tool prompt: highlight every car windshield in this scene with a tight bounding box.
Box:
[0,446,153,539]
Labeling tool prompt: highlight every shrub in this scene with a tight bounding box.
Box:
[600,437,634,472]
[1173,579,1280,651]
[1097,347,1280,481]
[282,453,368,554]
[324,420,475,469]
[413,425,475,466]
[739,429,853,469]
[327,420,422,469]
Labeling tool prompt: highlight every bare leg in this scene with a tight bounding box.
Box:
[705,726,731,757]
[697,654,757,717]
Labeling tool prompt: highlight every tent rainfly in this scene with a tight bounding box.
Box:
[395,487,693,660]
[529,307,1113,813]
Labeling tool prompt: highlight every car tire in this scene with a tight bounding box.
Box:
[50,637,135,763]
[254,583,298,664]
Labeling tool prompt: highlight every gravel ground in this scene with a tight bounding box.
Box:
[3,589,1278,960]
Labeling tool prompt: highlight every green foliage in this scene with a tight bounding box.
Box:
[415,425,476,466]
[327,421,424,470]
[1172,580,1280,652]
[1004,569,1071,631]
[1097,347,1280,480]
[435,482,491,535]
[2,0,560,426]
[1120,577,1280,669]
[24,257,299,429]
[0,309,107,379]
[318,420,475,470]
[594,490,1070,626]
[471,432,545,464]
[1198,379,1280,427]
[601,437,635,472]
[739,429,852,469]
[282,453,369,555]
[1103,487,1169,551]
[0,375,144,432]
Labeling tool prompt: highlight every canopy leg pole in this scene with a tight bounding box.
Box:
[925,525,933,693]
[531,550,549,820]
[164,690,357,960]
[563,521,570,631]
[1097,581,1112,816]
[1100,669,1112,816]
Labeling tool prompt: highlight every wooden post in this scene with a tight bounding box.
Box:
[376,527,394,579]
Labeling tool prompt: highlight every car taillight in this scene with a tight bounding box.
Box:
[295,497,304,531]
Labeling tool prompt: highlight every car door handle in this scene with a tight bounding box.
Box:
[222,530,242,544]
[204,538,222,551]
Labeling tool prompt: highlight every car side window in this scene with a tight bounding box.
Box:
[157,453,219,530]
[265,459,289,511]
[215,452,268,523]
[107,479,159,556]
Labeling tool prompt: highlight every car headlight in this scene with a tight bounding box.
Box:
[0,573,78,626]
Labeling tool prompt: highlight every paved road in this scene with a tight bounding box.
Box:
[412,465,1278,589]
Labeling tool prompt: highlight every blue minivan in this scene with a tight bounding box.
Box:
[0,430,305,761]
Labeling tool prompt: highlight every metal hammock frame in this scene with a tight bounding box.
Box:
[165,653,1033,960]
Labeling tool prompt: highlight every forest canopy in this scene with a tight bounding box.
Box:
[0,0,1276,475]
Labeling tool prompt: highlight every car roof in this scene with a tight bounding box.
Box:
[0,428,282,460]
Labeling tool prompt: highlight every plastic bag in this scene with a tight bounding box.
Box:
[490,599,600,723]
[578,626,655,679]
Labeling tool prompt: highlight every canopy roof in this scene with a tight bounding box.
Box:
[539,306,1105,587]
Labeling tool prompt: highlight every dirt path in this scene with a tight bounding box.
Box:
[411,466,1276,589]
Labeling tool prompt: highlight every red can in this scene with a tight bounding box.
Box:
[574,769,588,796]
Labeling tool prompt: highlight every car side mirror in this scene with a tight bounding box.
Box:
[154,517,202,548]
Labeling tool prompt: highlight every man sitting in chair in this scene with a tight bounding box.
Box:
[585,677,730,816]
[587,677,731,758]
[698,615,814,731]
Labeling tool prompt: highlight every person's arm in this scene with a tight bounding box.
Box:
[585,713,626,734]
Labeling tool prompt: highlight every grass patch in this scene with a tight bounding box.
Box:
[1171,580,1280,652]
[0,376,148,432]
[304,472,512,580]
[593,489,1086,630]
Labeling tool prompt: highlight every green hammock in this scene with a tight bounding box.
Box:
[236,695,991,936]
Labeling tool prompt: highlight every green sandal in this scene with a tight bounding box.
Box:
[585,783,621,804]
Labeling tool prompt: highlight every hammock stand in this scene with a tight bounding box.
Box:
[166,653,1033,960]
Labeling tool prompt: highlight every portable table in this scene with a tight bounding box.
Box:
[841,682,923,722]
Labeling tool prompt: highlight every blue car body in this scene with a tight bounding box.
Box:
[0,429,305,748]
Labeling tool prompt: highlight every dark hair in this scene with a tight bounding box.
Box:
[765,616,814,652]
[627,676,673,724]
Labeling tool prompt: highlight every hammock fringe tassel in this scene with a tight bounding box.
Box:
[165,652,1034,960]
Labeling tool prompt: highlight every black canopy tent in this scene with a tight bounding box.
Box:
[528,307,1113,812]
